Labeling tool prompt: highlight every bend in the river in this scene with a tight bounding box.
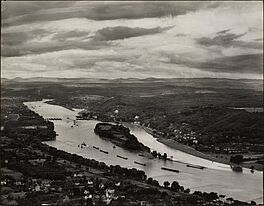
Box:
[24,100,263,204]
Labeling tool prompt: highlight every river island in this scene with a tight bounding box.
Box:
[94,122,150,152]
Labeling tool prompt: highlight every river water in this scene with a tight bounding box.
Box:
[24,100,263,203]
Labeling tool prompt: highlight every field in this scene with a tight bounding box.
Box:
[2,77,263,170]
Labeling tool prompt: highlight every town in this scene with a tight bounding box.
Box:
[1,93,259,206]
[1,1,263,205]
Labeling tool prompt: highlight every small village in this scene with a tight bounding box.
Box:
[77,108,263,172]
[1,97,258,206]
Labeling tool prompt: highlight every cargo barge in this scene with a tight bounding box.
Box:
[186,164,205,169]
[99,149,109,154]
[117,155,128,160]
[134,161,146,166]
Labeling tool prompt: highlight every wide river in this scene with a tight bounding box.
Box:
[24,100,263,203]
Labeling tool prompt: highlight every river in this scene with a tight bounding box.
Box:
[24,100,263,204]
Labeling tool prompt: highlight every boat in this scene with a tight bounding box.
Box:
[81,142,87,147]
[117,155,128,160]
[231,165,243,172]
[134,161,146,166]
[161,167,179,173]
[186,164,205,170]
[138,154,145,157]
[99,149,109,154]
[93,146,99,150]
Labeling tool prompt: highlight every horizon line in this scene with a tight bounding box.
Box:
[1,76,263,81]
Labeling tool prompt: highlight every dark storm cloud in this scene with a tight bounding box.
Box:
[2,1,262,79]
[216,29,231,35]
[52,30,90,41]
[175,33,187,37]
[2,2,214,27]
[197,31,263,49]
[2,29,49,46]
[94,26,173,41]
[1,39,110,57]
[89,2,212,20]
[167,53,263,74]
[1,2,75,19]
[196,54,263,74]
[197,31,246,46]
[2,31,29,46]
[2,28,92,56]
[71,55,130,69]
[1,25,172,57]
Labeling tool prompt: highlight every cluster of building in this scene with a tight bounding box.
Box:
[1,97,258,206]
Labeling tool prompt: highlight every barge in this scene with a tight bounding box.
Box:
[93,146,99,150]
[117,155,128,160]
[134,161,146,166]
[186,164,205,169]
[161,167,179,173]
[99,149,109,154]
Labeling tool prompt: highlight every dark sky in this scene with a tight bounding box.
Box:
[1,1,263,79]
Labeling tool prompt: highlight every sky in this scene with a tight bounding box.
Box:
[1,1,263,79]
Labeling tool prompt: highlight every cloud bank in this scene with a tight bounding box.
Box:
[1,1,263,79]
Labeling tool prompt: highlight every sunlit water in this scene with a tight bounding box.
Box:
[229,107,263,113]
[24,100,263,203]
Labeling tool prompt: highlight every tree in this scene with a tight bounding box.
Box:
[206,192,218,201]
[193,191,202,196]
[184,188,190,193]
[230,155,243,164]
[171,181,180,191]
[179,186,184,192]
[46,156,52,162]
[152,151,157,158]
[163,181,170,188]
[147,178,153,184]
[163,153,167,160]
[152,180,160,186]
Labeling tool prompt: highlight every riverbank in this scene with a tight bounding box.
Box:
[23,100,263,203]
[94,122,150,152]
[139,125,263,171]
[157,138,231,166]
[43,101,262,172]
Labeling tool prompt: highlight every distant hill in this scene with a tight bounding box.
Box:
[2,77,263,91]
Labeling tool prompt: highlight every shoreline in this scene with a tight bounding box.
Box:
[157,138,231,166]
[43,101,263,172]
[139,124,263,172]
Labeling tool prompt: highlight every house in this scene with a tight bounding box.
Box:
[7,114,20,120]
[34,185,41,192]
[99,183,105,189]
[1,200,18,205]
[140,201,147,206]
[87,180,93,185]
[62,195,70,203]
[8,192,26,200]
[106,189,115,198]
[115,182,121,187]
[193,139,198,144]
